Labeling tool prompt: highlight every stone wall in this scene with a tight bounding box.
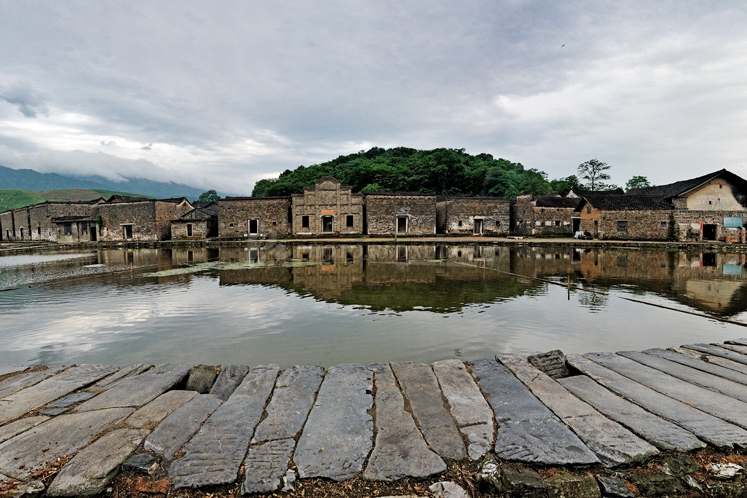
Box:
[364,194,436,235]
[291,178,363,235]
[438,197,510,235]
[155,200,192,240]
[28,202,96,242]
[0,211,14,240]
[214,198,291,238]
[98,202,157,241]
[514,196,578,236]
[12,208,29,240]
[171,220,210,239]
[580,208,671,240]
[673,210,746,242]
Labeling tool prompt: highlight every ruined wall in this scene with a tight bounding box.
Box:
[291,178,363,235]
[171,220,210,239]
[673,210,746,241]
[97,202,157,241]
[0,211,14,240]
[28,203,95,242]
[155,200,192,240]
[440,197,510,235]
[12,208,29,239]
[215,198,291,238]
[364,194,436,235]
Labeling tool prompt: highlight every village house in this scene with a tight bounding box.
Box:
[514,195,581,236]
[291,177,364,236]
[210,197,292,239]
[436,197,511,235]
[364,193,437,235]
[575,192,673,240]
[97,196,192,242]
[170,206,219,239]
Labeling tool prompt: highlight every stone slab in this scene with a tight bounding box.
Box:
[88,363,152,392]
[566,354,747,448]
[252,364,324,443]
[294,364,373,481]
[644,348,747,386]
[144,394,222,461]
[0,367,66,400]
[74,364,190,412]
[500,355,658,467]
[390,362,466,461]
[209,364,250,400]
[432,359,494,460]
[0,416,48,445]
[46,428,148,497]
[716,342,747,354]
[0,365,27,377]
[0,407,133,480]
[588,352,747,429]
[364,363,445,480]
[674,346,747,376]
[0,364,118,425]
[185,364,218,394]
[682,344,747,367]
[725,338,747,347]
[470,358,598,465]
[558,375,706,452]
[125,390,198,428]
[241,438,295,494]
[527,350,569,379]
[39,391,97,416]
[169,364,279,488]
[619,350,747,403]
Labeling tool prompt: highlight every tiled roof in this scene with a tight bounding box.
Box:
[580,192,671,210]
[535,196,581,208]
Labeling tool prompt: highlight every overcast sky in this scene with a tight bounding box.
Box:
[1,1,746,195]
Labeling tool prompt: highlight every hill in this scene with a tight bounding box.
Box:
[252,147,579,197]
[0,189,147,213]
[0,165,205,200]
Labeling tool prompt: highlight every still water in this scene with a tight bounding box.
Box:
[1,243,746,367]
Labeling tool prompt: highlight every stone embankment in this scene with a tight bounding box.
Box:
[3,342,747,497]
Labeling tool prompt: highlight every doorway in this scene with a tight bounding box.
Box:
[397,216,408,234]
[89,224,97,242]
[249,219,258,235]
[322,216,333,233]
[703,224,717,241]
[123,225,133,239]
[187,224,193,237]
[572,218,580,232]
[473,219,483,235]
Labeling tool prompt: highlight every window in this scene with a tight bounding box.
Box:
[37,226,41,235]
[187,224,193,237]
[346,215,354,227]
[586,206,591,214]
[302,216,309,228]
[617,220,628,232]
[63,223,72,236]
[228,222,235,229]
[660,221,667,229]
[555,220,560,227]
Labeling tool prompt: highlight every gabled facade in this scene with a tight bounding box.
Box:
[291,177,364,236]
[575,193,672,240]
[171,206,219,239]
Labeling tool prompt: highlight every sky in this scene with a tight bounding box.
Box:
[1,1,746,195]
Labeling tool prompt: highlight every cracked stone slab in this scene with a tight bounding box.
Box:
[674,346,747,376]
[682,344,747,367]
[46,428,148,497]
[0,416,48,445]
[144,394,222,461]
[432,359,494,460]
[470,358,598,465]
[500,355,658,467]
[559,374,705,451]
[567,354,747,448]
[364,363,445,481]
[0,407,133,480]
[74,364,190,412]
[185,365,218,394]
[125,390,198,428]
[618,350,747,403]
[241,438,296,494]
[0,365,28,377]
[209,364,250,400]
[0,367,67,399]
[39,391,97,416]
[588,352,747,430]
[0,364,118,425]
[644,348,747,386]
[295,364,373,481]
[390,362,465,461]
[252,364,325,443]
[717,342,747,354]
[169,364,279,488]
[88,363,152,392]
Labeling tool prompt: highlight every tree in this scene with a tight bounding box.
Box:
[198,189,220,202]
[577,159,611,191]
[625,175,651,192]
[550,175,581,196]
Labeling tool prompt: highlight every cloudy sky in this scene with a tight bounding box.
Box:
[1,1,746,195]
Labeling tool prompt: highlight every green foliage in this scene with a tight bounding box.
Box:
[625,175,651,192]
[198,189,220,202]
[549,175,581,196]
[252,147,561,197]
[577,158,612,191]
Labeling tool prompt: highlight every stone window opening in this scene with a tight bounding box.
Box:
[122,224,133,239]
[458,220,463,227]
[249,219,259,234]
[660,221,667,229]
[37,226,41,236]
[302,252,309,261]
[302,216,310,228]
[187,224,193,237]
[63,223,72,236]
[554,220,560,227]
[229,222,235,229]
[272,220,277,226]
[617,220,628,232]
[473,219,483,235]
[322,216,334,233]
[397,216,408,234]
[346,215,354,228]
[586,206,592,214]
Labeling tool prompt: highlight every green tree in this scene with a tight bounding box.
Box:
[577,159,611,191]
[198,189,220,202]
[549,175,581,196]
[625,175,651,192]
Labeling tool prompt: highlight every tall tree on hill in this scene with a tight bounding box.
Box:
[577,159,611,191]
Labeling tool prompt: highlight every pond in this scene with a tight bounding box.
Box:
[1,243,746,367]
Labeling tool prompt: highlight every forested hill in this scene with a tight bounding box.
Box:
[252,147,579,197]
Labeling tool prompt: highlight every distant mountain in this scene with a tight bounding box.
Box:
[0,165,205,200]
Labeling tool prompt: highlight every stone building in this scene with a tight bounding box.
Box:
[97,196,192,242]
[437,197,510,235]
[291,177,364,236]
[170,206,219,239]
[575,193,672,240]
[364,193,437,235]
[0,210,14,241]
[514,195,581,236]
[212,197,291,238]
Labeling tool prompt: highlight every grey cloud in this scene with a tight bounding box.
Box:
[0,81,49,118]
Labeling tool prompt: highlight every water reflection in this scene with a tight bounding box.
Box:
[1,244,747,367]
